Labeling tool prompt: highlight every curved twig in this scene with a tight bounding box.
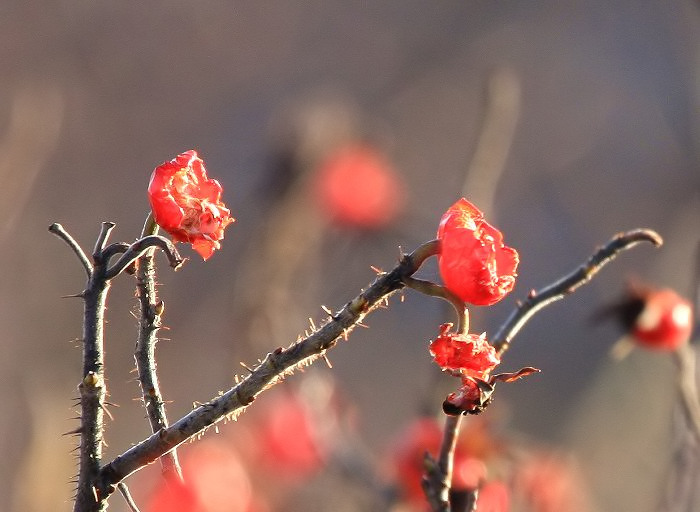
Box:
[93,222,116,259]
[49,223,93,277]
[117,483,141,512]
[94,240,440,499]
[403,275,468,334]
[492,229,662,355]
[105,235,183,280]
[101,243,131,265]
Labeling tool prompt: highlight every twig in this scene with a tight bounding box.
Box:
[134,213,183,480]
[93,222,116,259]
[403,274,468,334]
[673,344,700,443]
[49,223,93,278]
[105,235,183,279]
[461,67,520,218]
[94,240,441,499]
[492,229,662,355]
[117,483,141,512]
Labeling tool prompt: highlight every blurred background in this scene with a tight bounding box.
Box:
[1,1,699,511]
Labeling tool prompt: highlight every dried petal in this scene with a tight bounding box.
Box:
[148,150,234,260]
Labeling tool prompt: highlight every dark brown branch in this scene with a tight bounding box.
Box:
[105,235,183,280]
[49,223,93,277]
[94,239,441,499]
[133,214,182,480]
[492,229,662,355]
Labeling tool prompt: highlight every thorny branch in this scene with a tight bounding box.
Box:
[134,214,183,480]
[50,222,186,512]
[93,240,441,500]
[427,228,662,512]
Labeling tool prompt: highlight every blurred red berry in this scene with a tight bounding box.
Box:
[514,453,591,512]
[632,288,693,351]
[148,150,234,260]
[599,283,694,351]
[315,143,405,229]
[437,198,518,306]
[254,389,326,479]
[390,417,487,507]
[430,323,500,377]
[147,440,254,512]
[476,480,510,512]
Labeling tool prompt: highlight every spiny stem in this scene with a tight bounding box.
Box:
[94,240,441,499]
[134,212,182,480]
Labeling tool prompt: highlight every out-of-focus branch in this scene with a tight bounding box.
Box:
[673,344,700,442]
[95,240,441,499]
[0,86,64,240]
[461,67,520,218]
[493,229,663,355]
[134,213,182,480]
[423,415,463,511]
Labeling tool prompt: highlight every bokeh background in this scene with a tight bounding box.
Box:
[1,1,699,511]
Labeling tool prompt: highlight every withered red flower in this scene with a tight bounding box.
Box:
[430,323,500,377]
[437,198,518,306]
[148,150,234,260]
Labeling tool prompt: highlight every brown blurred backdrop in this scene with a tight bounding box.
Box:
[0,2,699,511]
